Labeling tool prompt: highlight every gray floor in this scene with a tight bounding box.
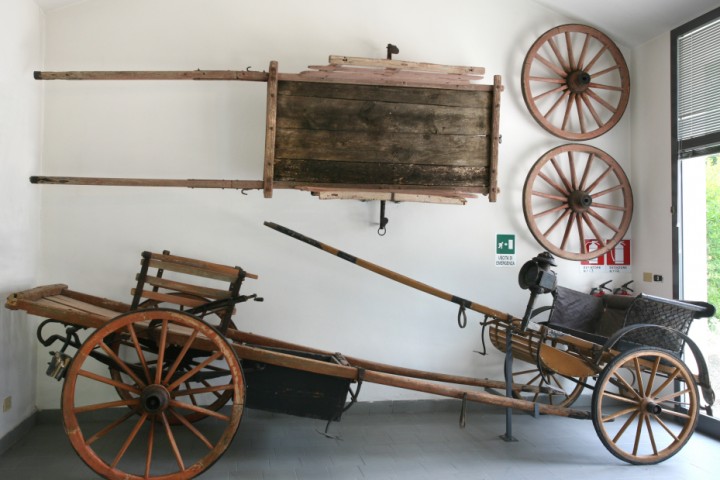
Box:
[0,402,717,479]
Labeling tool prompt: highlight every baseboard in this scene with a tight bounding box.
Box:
[0,411,38,456]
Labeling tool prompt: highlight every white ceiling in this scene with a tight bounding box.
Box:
[35,0,719,47]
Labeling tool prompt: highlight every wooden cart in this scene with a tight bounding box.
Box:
[4,224,715,479]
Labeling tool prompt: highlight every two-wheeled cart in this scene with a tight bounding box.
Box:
[5,223,715,479]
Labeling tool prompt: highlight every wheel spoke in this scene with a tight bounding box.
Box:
[568,150,577,189]
[633,358,645,397]
[160,412,185,471]
[534,203,570,219]
[86,410,136,446]
[126,323,152,384]
[656,387,692,404]
[550,156,574,193]
[576,213,586,253]
[578,153,595,191]
[175,382,234,398]
[562,93,575,130]
[169,399,231,421]
[166,351,223,392]
[74,398,140,414]
[589,64,620,79]
[581,93,604,128]
[632,412,645,455]
[532,190,568,202]
[592,183,624,199]
[612,409,640,443]
[163,328,200,385]
[612,370,643,401]
[78,369,142,395]
[585,88,617,113]
[651,414,681,441]
[99,341,146,389]
[584,43,609,73]
[581,213,604,246]
[533,84,568,102]
[530,76,567,84]
[592,202,627,212]
[543,208,572,237]
[645,356,662,397]
[168,409,214,450]
[587,208,620,233]
[585,165,614,193]
[534,53,568,78]
[560,212,576,250]
[185,381,199,406]
[547,36,571,72]
[145,417,155,479]
[575,94,587,133]
[538,171,570,196]
[565,31,576,70]
[589,82,623,92]
[111,413,148,468]
[576,33,591,70]
[603,405,641,422]
[651,368,682,399]
[602,391,642,407]
[544,89,571,118]
[154,319,169,385]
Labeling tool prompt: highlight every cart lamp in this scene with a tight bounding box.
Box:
[518,252,557,330]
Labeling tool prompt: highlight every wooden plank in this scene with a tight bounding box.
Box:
[233,344,358,381]
[30,176,266,189]
[34,70,270,82]
[148,252,258,280]
[148,259,239,283]
[43,295,123,319]
[11,297,110,329]
[142,276,231,300]
[131,289,207,308]
[277,95,490,135]
[327,55,485,75]
[279,72,493,91]
[278,81,492,109]
[263,60,279,198]
[489,75,503,202]
[302,67,481,87]
[275,129,488,166]
[274,158,488,188]
[5,284,68,305]
[63,289,132,312]
[312,191,467,204]
[294,185,482,196]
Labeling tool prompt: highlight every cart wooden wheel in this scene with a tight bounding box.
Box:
[592,347,699,464]
[62,309,244,480]
[512,337,586,407]
[521,24,630,140]
[523,144,633,261]
[109,296,236,423]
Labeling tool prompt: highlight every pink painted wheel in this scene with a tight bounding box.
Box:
[523,144,633,261]
[62,309,244,479]
[521,24,630,140]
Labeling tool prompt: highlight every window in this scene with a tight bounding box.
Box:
[672,6,720,436]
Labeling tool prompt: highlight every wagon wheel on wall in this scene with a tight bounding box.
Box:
[62,309,244,480]
[521,24,630,140]
[523,144,633,261]
[592,347,699,464]
[109,294,237,423]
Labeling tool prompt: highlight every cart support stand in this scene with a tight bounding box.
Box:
[501,327,518,442]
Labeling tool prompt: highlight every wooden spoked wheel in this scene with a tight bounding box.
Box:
[523,144,633,261]
[521,24,630,140]
[62,309,244,480]
[592,348,699,464]
[109,296,236,423]
[512,337,586,408]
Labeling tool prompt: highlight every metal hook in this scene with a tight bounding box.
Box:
[457,305,467,328]
[378,200,389,236]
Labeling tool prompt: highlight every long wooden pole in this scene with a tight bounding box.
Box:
[34,70,270,82]
[264,222,513,321]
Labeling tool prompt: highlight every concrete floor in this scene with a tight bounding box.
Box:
[0,401,717,479]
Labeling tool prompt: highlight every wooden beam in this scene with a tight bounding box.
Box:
[34,70,269,82]
[327,55,485,76]
[489,75,503,202]
[263,61,279,198]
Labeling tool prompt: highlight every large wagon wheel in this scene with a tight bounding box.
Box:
[62,309,244,480]
[109,295,236,423]
[523,144,633,261]
[592,347,699,464]
[521,24,630,140]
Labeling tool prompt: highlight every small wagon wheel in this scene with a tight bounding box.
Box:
[62,309,244,480]
[512,337,586,408]
[523,144,633,261]
[521,24,630,140]
[109,295,236,423]
[592,347,699,464]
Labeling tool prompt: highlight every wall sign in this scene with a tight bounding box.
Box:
[581,239,631,273]
[496,234,516,267]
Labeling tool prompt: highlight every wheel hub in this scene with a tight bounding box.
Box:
[140,384,171,414]
[644,400,663,415]
[569,190,593,212]
[567,70,591,93]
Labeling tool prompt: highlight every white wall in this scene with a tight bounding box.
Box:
[0,0,43,437]
[35,0,633,408]
[630,32,674,297]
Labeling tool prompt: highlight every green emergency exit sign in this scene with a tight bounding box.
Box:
[496,234,515,254]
